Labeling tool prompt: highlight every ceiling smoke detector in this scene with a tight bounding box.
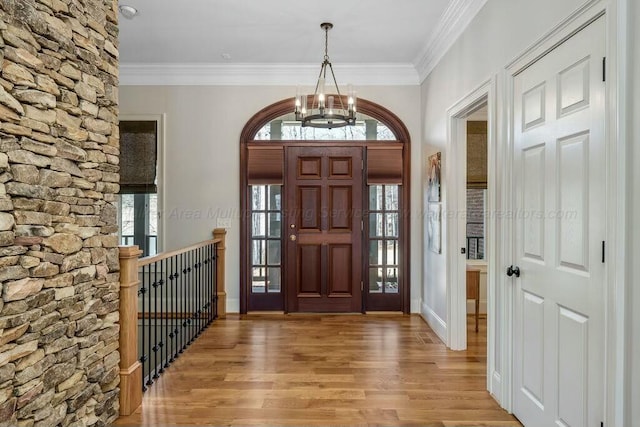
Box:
[119,5,138,19]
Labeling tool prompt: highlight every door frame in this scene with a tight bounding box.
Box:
[239,97,412,314]
[502,1,628,424]
[445,79,499,395]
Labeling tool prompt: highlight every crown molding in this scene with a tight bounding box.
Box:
[413,0,488,83]
[119,63,420,86]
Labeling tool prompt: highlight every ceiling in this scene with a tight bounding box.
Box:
[117,0,486,85]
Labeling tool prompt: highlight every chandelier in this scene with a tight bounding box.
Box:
[294,23,356,129]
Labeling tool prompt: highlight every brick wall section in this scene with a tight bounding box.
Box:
[0,0,120,426]
[466,189,485,259]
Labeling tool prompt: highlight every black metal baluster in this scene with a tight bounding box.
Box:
[174,255,178,361]
[211,243,216,322]
[189,249,194,344]
[140,264,148,391]
[210,245,214,323]
[152,261,160,380]
[193,248,198,338]
[175,254,180,359]
[160,258,166,372]
[196,247,200,337]
[207,244,216,323]
[204,244,211,326]
[167,257,175,365]
[196,247,200,336]
[146,263,153,387]
[214,243,218,320]
[181,252,187,353]
[191,249,196,343]
[198,247,203,335]
[185,250,190,347]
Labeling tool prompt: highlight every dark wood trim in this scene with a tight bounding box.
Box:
[239,97,410,144]
[240,96,411,314]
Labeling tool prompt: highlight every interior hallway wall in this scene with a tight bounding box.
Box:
[419,0,585,337]
[628,0,639,421]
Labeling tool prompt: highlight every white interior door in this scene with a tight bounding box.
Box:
[512,16,606,427]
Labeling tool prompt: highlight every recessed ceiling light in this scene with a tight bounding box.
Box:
[221,53,232,60]
[119,5,138,19]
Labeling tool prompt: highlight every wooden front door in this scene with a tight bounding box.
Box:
[285,146,363,312]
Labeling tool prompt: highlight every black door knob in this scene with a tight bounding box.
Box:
[507,265,520,278]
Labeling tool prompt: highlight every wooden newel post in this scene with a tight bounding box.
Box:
[118,245,143,415]
[212,228,227,318]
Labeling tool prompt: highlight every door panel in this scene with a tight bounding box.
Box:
[298,245,322,295]
[299,187,321,230]
[329,186,352,230]
[286,146,363,312]
[512,17,605,427]
[328,245,352,295]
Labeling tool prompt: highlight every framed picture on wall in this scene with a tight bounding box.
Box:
[427,152,441,202]
[427,202,441,254]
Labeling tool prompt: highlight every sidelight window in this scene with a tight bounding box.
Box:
[250,185,282,294]
[368,185,400,294]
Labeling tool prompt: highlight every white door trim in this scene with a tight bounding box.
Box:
[503,1,628,424]
[443,76,505,402]
[118,113,167,253]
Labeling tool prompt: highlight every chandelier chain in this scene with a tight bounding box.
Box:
[324,25,329,61]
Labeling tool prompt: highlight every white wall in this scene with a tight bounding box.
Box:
[120,85,422,313]
[629,0,639,422]
[419,0,585,336]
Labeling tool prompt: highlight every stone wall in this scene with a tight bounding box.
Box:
[0,0,120,425]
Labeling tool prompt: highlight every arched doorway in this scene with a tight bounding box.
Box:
[240,97,411,313]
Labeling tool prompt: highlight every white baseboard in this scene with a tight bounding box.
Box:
[420,302,447,345]
[491,371,502,403]
[226,298,240,313]
[466,300,487,314]
[411,298,421,313]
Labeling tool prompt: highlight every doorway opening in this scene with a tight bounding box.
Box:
[445,79,501,403]
[239,97,411,314]
[465,107,488,335]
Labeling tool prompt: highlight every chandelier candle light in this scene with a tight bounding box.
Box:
[294,23,357,129]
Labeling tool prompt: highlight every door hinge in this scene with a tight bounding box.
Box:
[361,220,363,231]
[361,159,364,170]
[602,57,606,82]
[361,281,363,291]
[602,241,605,263]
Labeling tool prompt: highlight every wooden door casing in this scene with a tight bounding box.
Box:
[240,97,412,315]
[285,146,363,312]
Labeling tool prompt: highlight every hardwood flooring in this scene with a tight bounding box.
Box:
[115,314,521,426]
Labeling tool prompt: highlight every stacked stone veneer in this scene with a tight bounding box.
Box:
[0,0,120,425]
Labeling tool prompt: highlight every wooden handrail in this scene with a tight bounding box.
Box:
[138,238,222,267]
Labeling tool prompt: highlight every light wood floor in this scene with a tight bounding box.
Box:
[115,314,521,426]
